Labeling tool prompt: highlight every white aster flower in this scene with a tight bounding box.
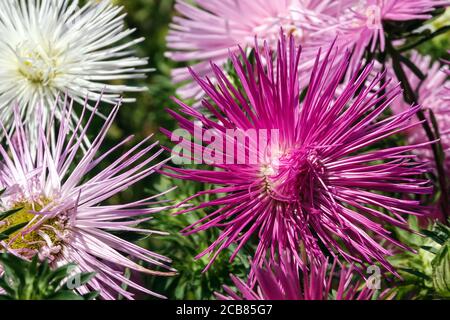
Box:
[0,0,150,131]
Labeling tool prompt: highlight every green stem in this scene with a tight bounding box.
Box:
[399,25,450,53]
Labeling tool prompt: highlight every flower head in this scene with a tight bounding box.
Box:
[341,0,449,72]
[166,0,348,100]
[0,0,150,131]
[0,96,175,299]
[164,33,432,274]
[216,256,377,300]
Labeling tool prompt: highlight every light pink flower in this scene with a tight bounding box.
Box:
[0,97,176,299]
[341,0,449,72]
[166,0,349,100]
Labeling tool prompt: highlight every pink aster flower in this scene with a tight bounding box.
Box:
[166,0,350,100]
[163,34,432,274]
[341,0,449,72]
[0,97,176,299]
[216,256,378,300]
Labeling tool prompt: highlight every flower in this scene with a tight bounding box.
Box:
[166,0,348,100]
[163,33,432,274]
[0,96,175,300]
[390,51,450,175]
[216,256,377,300]
[341,0,449,72]
[0,0,150,132]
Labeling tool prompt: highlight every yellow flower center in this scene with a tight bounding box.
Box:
[16,43,60,87]
[0,200,69,260]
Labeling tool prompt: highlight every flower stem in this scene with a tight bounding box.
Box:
[399,25,450,53]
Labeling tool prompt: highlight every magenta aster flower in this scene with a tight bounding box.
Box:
[166,0,348,100]
[0,97,175,299]
[216,257,377,300]
[164,34,432,273]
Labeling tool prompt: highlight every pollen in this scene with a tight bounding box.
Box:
[15,43,60,86]
[0,200,68,260]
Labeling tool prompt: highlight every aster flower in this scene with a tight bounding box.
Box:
[341,0,449,72]
[216,257,377,300]
[163,34,432,274]
[166,0,349,100]
[0,96,175,300]
[0,0,150,132]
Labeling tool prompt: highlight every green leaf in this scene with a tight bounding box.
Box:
[48,291,85,300]
[0,253,26,281]
[46,264,76,286]
[401,268,432,281]
[421,246,439,255]
[78,272,97,287]
[0,222,29,240]
[82,291,100,300]
[0,277,16,297]
[432,243,450,297]
[0,253,96,300]
[0,207,23,221]
[421,229,447,245]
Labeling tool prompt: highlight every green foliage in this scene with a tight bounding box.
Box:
[418,8,450,59]
[0,253,97,300]
[142,177,252,300]
[432,242,450,297]
[389,217,450,299]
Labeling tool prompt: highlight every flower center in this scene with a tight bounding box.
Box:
[253,20,303,44]
[252,5,304,44]
[0,200,70,262]
[15,42,59,86]
[261,147,325,203]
